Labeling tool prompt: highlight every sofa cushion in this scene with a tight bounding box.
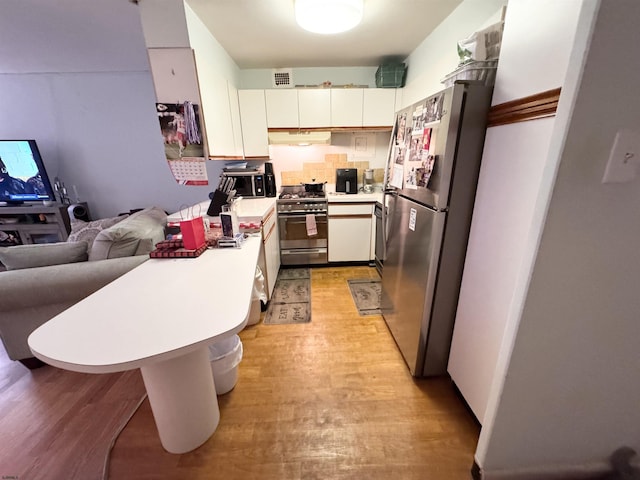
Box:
[89,207,167,261]
[0,242,88,271]
[67,215,128,251]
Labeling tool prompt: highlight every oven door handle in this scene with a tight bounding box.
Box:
[279,213,328,220]
[281,248,327,254]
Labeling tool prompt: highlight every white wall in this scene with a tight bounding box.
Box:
[448,0,582,425]
[138,0,190,49]
[477,0,640,476]
[184,2,240,87]
[402,0,506,107]
[239,66,377,89]
[0,0,218,218]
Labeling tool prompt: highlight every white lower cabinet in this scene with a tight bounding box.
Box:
[261,207,280,299]
[328,203,374,262]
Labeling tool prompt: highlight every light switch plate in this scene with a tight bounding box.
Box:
[602,129,640,183]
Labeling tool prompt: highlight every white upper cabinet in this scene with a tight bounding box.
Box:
[238,89,269,157]
[227,83,244,157]
[203,75,238,157]
[259,87,398,130]
[298,89,331,128]
[363,89,397,126]
[331,89,364,127]
[265,89,299,128]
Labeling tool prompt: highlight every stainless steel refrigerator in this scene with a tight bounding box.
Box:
[381,82,493,377]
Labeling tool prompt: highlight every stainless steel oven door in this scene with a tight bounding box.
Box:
[278,212,328,250]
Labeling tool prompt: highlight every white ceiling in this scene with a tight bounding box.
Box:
[185,0,463,69]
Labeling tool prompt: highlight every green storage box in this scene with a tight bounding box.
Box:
[375,64,407,88]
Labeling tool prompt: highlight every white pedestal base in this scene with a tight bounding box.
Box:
[140,347,219,454]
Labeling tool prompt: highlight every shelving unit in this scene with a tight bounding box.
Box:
[0,203,88,245]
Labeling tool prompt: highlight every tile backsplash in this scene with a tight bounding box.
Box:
[269,131,390,190]
[280,153,384,186]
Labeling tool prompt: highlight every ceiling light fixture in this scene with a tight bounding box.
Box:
[295,0,364,35]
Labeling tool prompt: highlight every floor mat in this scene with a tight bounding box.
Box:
[264,268,311,324]
[347,279,382,316]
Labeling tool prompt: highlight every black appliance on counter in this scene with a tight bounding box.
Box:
[264,162,277,198]
[336,168,357,194]
[220,171,265,197]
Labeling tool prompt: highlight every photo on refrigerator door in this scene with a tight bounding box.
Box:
[406,127,436,189]
[405,136,422,189]
[417,155,436,188]
[395,112,408,146]
[412,103,427,135]
[424,94,444,123]
[387,144,407,189]
[417,126,437,188]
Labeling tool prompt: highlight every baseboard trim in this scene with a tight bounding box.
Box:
[476,462,609,480]
[472,461,482,480]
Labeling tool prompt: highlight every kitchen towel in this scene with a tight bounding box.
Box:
[306,214,317,236]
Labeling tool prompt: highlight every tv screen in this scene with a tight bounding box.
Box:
[0,140,55,205]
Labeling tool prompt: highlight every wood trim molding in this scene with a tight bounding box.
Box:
[487,87,561,127]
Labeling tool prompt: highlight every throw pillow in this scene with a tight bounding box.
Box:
[67,215,127,251]
[0,242,88,271]
[89,207,167,261]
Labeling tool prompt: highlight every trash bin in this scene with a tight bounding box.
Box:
[208,335,243,395]
[248,266,268,326]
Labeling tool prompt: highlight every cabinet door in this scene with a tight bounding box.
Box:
[227,83,244,157]
[363,89,397,126]
[265,89,299,128]
[262,208,280,299]
[331,89,363,127]
[329,216,372,262]
[147,48,212,155]
[238,90,269,157]
[328,203,373,262]
[298,89,331,128]
[202,75,237,157]
[147,48,201,105]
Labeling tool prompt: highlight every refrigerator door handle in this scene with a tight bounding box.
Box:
[381,190,397,261]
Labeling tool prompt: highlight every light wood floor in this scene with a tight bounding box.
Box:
[108,266,479,479]
[0,341,146,479]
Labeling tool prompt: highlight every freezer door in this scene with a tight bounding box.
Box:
[381,195,445,375]
[389,83,493,211]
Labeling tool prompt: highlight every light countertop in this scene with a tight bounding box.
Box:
[168,197,277,224]
[167,192,383,225]
[326,191,383,203]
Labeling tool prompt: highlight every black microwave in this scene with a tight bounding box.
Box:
[222,172,265,197]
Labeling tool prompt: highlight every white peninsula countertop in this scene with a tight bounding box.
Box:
[28,236,262,454]
[29,235,262,373]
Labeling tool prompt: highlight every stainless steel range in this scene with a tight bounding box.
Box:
[277,185,328,265]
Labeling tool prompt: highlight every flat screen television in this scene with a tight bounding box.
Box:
[0,140,56,205]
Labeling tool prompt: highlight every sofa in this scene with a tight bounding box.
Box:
[0,206,167,368]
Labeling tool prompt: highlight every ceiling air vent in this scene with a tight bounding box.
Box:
[272,68,293,88]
